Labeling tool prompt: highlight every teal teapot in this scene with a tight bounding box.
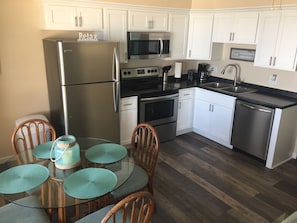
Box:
[50,135,80,169]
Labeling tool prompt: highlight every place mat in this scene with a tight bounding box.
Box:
[0,164,49,194]
[85,143,127,164]
[33,141,54,159]
[63,168,117,199]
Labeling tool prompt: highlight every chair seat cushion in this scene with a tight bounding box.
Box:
[75,204,114,223]
[111,165,148,199]
[0,196,50,223]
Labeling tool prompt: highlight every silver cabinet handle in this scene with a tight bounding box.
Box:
[273,57,276,66]
[229,32,232,41]
[293,47,297,70]
[232,32,235,41]
[79,16,82,27]
[269,56,273,66]
[123,103,133,107]
[75,16,78,27]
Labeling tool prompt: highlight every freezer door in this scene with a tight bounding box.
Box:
[58,41,118,85]
[63,82,120,143]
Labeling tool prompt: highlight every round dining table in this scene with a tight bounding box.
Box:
[0,137,134,223]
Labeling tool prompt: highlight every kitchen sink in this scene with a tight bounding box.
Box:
[222,86,256,94]
[202,82,233,89]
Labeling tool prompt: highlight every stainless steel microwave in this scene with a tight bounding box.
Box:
[127,32,170,59]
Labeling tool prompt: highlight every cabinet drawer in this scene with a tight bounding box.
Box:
[120,96,138,110]
[179,88,194,100]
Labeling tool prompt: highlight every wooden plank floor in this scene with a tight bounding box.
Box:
[151,132,297,223]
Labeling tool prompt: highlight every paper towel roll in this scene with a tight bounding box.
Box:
[174,62,182,79]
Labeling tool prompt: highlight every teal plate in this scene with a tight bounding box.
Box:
[0,164,49,194]
[85,143,127,164]
[33,141,54,159]
[63,168,117,199]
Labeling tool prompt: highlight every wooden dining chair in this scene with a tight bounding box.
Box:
[11,118,56,154]
[75,191,154,223]
[111,123,160,201]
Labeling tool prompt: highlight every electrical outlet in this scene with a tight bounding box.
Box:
[268,74,277,85]
[209,66,217,75]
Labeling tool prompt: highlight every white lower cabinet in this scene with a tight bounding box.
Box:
[193,88,236,148]
[176,88,194,135]
[120,96,138,145]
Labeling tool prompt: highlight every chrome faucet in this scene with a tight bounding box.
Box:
[221,64,240,86]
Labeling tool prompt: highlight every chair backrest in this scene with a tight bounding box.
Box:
[101,191,154,223]
[130,123,160,178]
[11,118,56,154]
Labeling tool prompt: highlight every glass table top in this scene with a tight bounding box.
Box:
[0,137,134,209]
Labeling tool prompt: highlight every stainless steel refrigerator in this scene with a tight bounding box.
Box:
[43,39,120,143]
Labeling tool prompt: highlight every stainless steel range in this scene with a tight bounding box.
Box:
[121,67,178,142]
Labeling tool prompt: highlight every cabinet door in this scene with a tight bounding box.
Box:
[45,5,77,29]
[193,98,211,134]
[105,9,128,63]
[254,12,280,68]
[128,10,168,31]
[120,97,138,145]
[274,11,297,71]
[211,103,234,145]
[177,88,194,135]
[187,13,214,60]
[234,12,259,44]
[168,13,189,59]
[212,13,234,43]
[78,7,103,30]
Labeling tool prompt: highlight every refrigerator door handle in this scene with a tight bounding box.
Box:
[113,47,120,82]
[113,81,120,113]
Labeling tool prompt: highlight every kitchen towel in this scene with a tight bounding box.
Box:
[174,62,182,78]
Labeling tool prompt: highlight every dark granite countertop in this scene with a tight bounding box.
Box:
[121,75,297,109]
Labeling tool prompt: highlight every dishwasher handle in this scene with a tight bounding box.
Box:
[237,101,272,113]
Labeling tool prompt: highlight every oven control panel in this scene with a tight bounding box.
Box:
[121,67,161,79]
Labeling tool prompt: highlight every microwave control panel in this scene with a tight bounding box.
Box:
[121,67,160,79]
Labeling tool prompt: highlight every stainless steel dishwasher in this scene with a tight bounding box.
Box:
[231,100,274,160]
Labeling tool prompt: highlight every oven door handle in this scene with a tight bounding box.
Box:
[140,93,179,102]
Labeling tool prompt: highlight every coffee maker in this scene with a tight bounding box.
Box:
[197,63,210,83]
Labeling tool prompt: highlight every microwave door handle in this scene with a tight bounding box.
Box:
[159,38,163,57]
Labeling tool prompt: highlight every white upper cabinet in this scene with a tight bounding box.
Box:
[168,12,189,59]
[212,12,259,44]
[44,3,104,30]
[187,13,214,60]
[254,10,297,71]
[128,10,168,31]
[105,9,128,63]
